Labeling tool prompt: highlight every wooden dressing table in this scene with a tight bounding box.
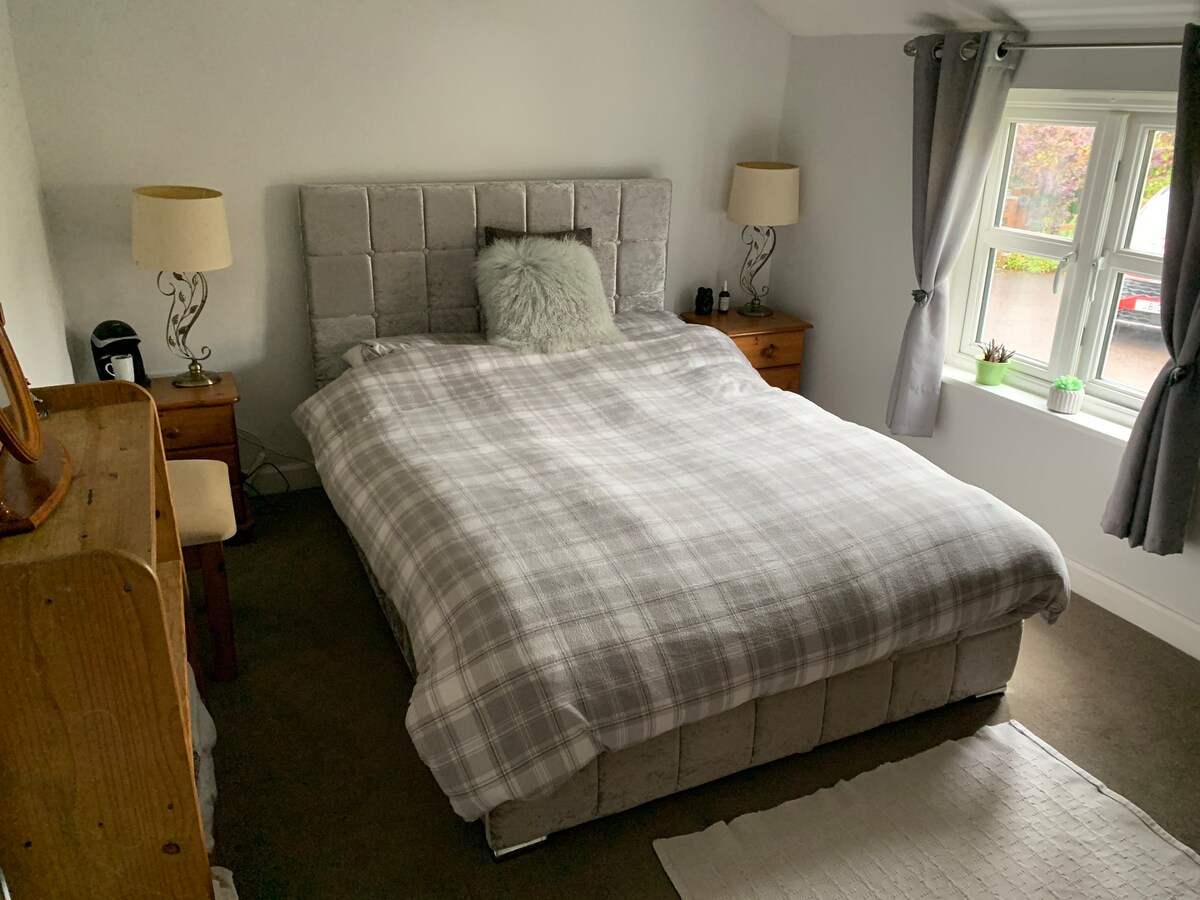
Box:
[0,381,212,898]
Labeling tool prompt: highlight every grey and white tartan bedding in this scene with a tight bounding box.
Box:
[294,311,1069,821]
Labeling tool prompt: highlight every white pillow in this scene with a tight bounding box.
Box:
[341,344,372,368]
[340,334,484,369]
[475,236,625,354]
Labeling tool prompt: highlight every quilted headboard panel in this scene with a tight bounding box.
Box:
[298,178,672,386]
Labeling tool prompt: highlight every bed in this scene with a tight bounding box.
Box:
[293,178,1070,855]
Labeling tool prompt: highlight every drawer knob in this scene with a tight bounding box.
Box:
[762,343,777,359]
[164,427,181,439]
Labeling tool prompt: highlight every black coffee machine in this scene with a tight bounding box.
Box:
[90,320,150,387]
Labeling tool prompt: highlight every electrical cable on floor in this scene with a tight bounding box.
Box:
[243,461,291,515]
[237,429,313,503]
[234,430,310,522]
[243,478,272,506]
[237,428,311,465]
[247,459,291,492]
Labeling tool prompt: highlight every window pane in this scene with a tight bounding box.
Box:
[977,249,1063,363]
[998,122,1095,239]
[1099,274,1170,393]
[1128,130,1174,256]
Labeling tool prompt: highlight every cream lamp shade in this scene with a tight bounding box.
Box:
[726,162,800,227]
[132,185,232,272]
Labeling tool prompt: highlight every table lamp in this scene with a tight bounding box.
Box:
[132,185,232,387]
[726,162,799,317]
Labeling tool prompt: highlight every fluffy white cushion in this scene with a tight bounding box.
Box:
[475,236,626,353]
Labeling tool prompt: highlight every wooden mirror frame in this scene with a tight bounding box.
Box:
[0,303,72,536]
[0,305,43,464]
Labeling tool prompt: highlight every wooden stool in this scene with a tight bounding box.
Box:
[167,459,238,682]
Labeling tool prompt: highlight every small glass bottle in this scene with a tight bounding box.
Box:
[717,281,731,314]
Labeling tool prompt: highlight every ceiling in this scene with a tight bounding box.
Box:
[751,0,1199,36]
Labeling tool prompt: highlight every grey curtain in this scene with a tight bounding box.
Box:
[886,32,1023,437]
[1101,24,1200,556]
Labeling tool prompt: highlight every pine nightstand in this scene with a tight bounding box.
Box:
[148,372,252,534]
[681,310,813,392]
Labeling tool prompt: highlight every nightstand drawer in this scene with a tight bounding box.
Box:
[159,405,236,451]
[732,330,806,369]
[759,365,801,392]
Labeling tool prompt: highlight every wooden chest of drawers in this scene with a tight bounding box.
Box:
[148,372,252,533]
[680,309,813,392]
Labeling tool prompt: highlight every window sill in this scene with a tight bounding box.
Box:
[941,365,1132,446]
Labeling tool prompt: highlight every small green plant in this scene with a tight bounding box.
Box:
[976,339,1015,363]
[1053,375,1084,391]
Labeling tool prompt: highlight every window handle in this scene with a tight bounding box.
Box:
[1053,249,1078,293]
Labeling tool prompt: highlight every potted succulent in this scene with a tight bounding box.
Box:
[1048,375,1085,414]
[974,339,1015,386]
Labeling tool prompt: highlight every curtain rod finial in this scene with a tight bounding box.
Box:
[904,38,918,57]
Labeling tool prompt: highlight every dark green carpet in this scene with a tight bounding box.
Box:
[203,489,1200,898]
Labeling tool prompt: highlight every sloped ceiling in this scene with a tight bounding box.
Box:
[752,0,1199,36]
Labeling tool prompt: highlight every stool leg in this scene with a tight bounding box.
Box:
[199,541,238,681]
[183,574,209,703]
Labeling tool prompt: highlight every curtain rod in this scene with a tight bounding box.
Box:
[903,38,1182,57]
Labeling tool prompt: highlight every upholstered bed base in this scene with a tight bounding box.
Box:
[484,617,1022,854]
[350,541,1022,854]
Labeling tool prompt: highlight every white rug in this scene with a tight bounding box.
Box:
[654,721,1200,899]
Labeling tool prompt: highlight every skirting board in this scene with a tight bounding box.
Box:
[1066,557,1200,661]
[245,461,321,495]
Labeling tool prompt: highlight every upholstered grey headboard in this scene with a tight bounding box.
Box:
[298,178,672,387]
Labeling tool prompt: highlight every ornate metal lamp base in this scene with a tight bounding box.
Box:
[736,226,778,318]
[158,270,220,388]
[173,360,221,388]
[738,299,774,317]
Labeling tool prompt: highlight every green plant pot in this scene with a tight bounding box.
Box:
[975,359,1010,386]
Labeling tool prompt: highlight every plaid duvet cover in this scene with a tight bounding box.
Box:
[294,312,1069,820]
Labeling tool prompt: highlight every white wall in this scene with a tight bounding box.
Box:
[772,28,1200,654]
[0,0,71,387]
[7,0,790,464]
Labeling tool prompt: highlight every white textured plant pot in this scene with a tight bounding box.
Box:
[1047,386,1084,414]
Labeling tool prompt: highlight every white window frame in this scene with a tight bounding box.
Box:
[948,89,1177,426]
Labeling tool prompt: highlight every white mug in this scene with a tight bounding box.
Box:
[105,353,136,382]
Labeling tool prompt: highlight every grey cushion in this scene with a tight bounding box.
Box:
[482,226,592,248]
